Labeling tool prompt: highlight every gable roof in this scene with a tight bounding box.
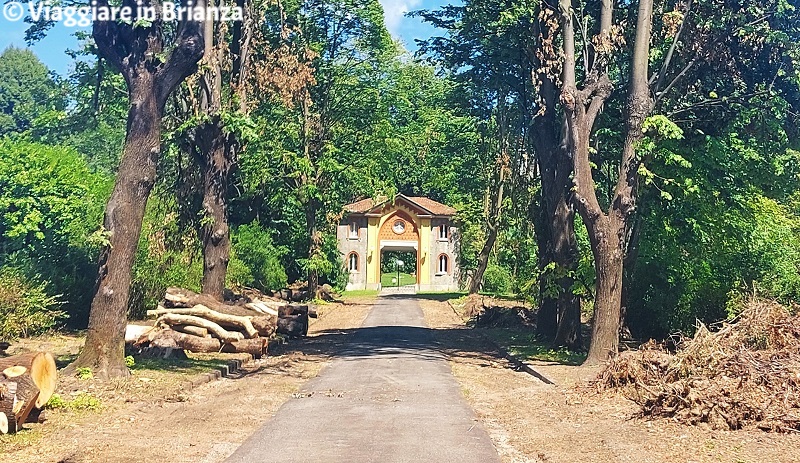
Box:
[343,194,457,217]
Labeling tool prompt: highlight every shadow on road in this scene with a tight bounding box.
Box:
[271,296,513,371]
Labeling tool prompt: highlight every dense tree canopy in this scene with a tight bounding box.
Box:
[1,0,799,372]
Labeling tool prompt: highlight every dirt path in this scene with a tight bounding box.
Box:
[1,297,374,463]
[226,295,501,463]
[418,297,800,463]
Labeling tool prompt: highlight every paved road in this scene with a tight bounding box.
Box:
[225,296,501,463]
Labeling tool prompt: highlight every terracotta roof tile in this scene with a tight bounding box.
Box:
[407,197,457,216]
[343,195,456,216]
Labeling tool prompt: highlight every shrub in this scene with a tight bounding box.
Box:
[482,264,513,295]
[0,267,65,339]
[229,222,288,292]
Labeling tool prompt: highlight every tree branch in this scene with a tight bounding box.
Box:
[155,0,207,108]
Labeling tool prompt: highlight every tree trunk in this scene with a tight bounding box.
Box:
[468,225,499,294]
[305,203,320,298]
[532,139,581,348]
[197,14,233,300]
[70,78,162,378]
[66,0,205,378]
[583,215,624,364]
[198,123,231,300]
[559,0,654,365]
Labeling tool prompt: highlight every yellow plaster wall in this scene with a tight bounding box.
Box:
[366,217,380,285]
[419,218,431,285]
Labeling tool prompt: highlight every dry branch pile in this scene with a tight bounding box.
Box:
[130,287,317,358]
[597,300,800,432]
[0,351,57,434]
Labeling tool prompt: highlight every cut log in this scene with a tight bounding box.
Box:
[170,324,209,338]
[2,366,26,378]
[149,305,258,339]
[250,317,276,338]
[165,288,265,314]
[149,329,222,353]
[221,338,267,358]
[0,352,57,409]
[154,314,244,343]
[0,381,17,434]
[152,306,276,337]
[245,301,280,317]
[25,407,45,424]
[278,304,310,318]
[277,314,308,338]
[125,325,153,343]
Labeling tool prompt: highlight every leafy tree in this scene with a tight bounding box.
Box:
[70,1,206,378]
[0,139,110,324]
[0,46,65,136]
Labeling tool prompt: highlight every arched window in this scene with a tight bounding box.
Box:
[437,254,449,274]
[348,252,359,272]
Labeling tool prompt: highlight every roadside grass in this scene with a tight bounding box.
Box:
[415,291,467,301]
[480,327,586,365]
[342,289,379,297]
[380,272,416,287]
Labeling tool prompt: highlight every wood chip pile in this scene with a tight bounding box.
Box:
[129,287,317,358]
[596,299,800,432]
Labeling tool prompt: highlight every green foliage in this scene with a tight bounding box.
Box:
[75,367,94,380]
[228,222,288,292]
[0,46,65,136]
[482,264,513,295]
[0,139,107,326]
[128,198,203,320]
[46,392,101,411]
[0,267,65,339]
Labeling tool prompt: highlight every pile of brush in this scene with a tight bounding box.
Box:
[596,299,800,432]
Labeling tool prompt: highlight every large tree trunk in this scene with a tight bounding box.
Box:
[551,196,581,349]
[69,2,205,378]
[71,77,163,378]
[560,0,654,365]
[530,88,581,347]
[583,215,624,364]
[198,123,231,300]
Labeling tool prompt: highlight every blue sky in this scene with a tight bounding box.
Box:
[0,0,450,76]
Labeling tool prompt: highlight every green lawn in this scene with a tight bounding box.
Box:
[381,272,416,287]
[481,328,586,365]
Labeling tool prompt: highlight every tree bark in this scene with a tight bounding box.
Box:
[73,76,163,378]
[559,0,654,364]
[69,0,205,378]
[305,202,321,298]
[469,223,500,294]
[198,122,231,300]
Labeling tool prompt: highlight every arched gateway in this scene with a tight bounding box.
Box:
[338,194,460,291]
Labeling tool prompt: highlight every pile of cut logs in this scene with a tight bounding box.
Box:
[128,287,316,358]
[0,351,57,434]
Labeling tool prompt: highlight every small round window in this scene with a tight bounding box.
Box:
[392,220,406,234]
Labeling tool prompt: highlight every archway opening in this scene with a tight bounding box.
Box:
[380,249,418,288]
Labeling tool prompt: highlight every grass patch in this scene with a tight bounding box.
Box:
[481,328,586,365]
[415,291,467,301]
[130,356,231,374]
[380,272,416,287]
[342,289,379,297]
